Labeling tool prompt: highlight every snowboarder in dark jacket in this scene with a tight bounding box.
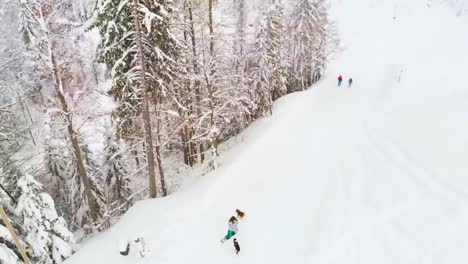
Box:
[348,78,353,87]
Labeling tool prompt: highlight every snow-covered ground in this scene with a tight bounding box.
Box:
[66,0,468,263]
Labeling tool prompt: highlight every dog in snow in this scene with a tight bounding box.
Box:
[233,238,240,255]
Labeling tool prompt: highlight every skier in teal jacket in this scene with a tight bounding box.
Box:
[221,216,238,243]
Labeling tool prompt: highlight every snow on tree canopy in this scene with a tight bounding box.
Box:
[0,244,18,264]
[0,225,17,264]
[15,174,75,263]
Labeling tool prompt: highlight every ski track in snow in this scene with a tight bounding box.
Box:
[66,0,468,263]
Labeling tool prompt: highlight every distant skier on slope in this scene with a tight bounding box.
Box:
[348,78,353,87]
[221,216,238,243]
[338,75,343,86]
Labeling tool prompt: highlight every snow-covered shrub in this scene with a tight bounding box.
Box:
[15,174,75,263]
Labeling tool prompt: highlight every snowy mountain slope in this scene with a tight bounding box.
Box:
[66,0,468,263]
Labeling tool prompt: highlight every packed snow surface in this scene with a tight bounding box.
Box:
[66,0,468,263]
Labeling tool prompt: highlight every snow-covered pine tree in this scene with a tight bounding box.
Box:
[0,222,19,264]
[0,155,75,264]
[94,0,140,139]
[95,0,182,197]
[178,0,253,168]
[130,0,161,198]
[205,0,220,161]
[140,0,181,197]
[42,114,76,226]
[103,133,132,216]
[171,27,194,166]
[250,3,288,116]
[177,0,253,168]
[179,0,206,165]
[0,168,21,264]
[269,4,289,102]
[42,110,105,231]
[18,0,100,222]
[194,1,226,162]
[231,0,256,129]
[15,174,74,263]
[0,12,42,251]
[289,0,329,91]
[81,145,106,226]
[0,7,38,171]
[250,15,272,117]
[308,1,332,84]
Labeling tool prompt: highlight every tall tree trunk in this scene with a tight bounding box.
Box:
[50,49,99,223]
[208,0,214,55]
[207,0,219,157]
[92,59,100,85]
[154,102,167,196]
[208,90,218,157]
[237,0,246,56]
[38,6,99,221]
[177,86,191,166]
[188,4,205,163]
[185,126,194,166]
[189,127,197,165]
[132,0,158,198]
[181,10,191,166]
[181,130,190,165]
[132,149,140,166]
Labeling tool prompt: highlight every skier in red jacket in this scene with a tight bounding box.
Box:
[338,75,343,87]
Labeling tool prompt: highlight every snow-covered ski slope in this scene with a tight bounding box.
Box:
[66,0,468,263]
